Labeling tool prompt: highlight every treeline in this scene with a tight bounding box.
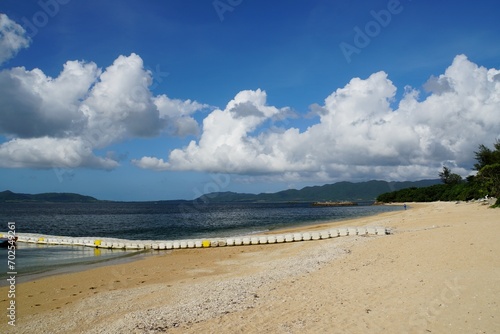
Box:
[377,141,500,206]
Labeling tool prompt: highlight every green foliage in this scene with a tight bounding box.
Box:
[477,163,500,198]
[377,140,500,206]
[439,166,463,185]
[473,140,500,171]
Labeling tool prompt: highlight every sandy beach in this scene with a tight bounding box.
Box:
[1,201,499,333]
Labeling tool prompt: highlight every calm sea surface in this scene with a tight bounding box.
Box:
[0,201,402,281]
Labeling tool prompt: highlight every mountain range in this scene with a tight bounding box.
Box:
[0,190,99,203]
[0,179,441,203]
[195,179,441,203]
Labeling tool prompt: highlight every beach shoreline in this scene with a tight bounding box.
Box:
[1,201,499,333]
[1,203,403,286]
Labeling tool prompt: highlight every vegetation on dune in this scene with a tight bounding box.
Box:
[377,140,500,207]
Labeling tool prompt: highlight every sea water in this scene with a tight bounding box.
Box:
[0,201,402,281]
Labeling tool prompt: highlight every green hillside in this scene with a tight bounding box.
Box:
[196,179,440,203]
[0,190,99,203]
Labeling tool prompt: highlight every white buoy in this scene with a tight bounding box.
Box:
[180,241,188,249]
[376,227,387,235]
[284,234,294,242]
[234,237,243,246]
[348,227,358,236]
[357,227,367,235]
[17,236,29,243]
[210,240,219,247]
[165,242,173,250]
[329,229,339,237]
[302,232,312,241]
[258,236,268,244]
[173,241,181,249]
[320,231,330,239]
[338,228,348,236]
[226,238,235,246]
[275,235,285,243]
[61,238,73,245]
[242,237,251,245]
[267,235,276,244]
[158,242,166,250]
[250,237,259,245]
[367,227,377,235]
[293,233,303,242]
[311,232,321,240]
[186,240,195,248]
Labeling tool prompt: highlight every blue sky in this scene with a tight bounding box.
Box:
[0,0,499,201]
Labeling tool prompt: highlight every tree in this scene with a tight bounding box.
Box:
[474,140,500,171]
[439,166,462,185]
[377,141,499,206]
[477,163,500,198]
[473,141,500,201]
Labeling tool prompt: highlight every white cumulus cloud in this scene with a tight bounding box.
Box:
[0,53,207,169]
[0,137,118,169]
[136,55,500,182]
[0,14,30,65]
[154,94,209,137]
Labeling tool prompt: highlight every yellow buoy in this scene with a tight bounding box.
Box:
[94,240,102,246]
[202,240,211,248]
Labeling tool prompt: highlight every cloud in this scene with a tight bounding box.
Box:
[137,55,500,182]
[0,14,30,65]
[80,54,165,147]
[154,94,209,137]
[153,89,294,174]
[0,60,100,138]
[0,53,207,169]
[132,156,170,171]
[0,137,118,169]
[423,75,453,95]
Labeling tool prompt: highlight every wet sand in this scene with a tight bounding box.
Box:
[1,201,499,333]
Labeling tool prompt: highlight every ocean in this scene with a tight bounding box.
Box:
[0,201,402,282]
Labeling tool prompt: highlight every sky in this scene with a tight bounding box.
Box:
[0,0,499,201]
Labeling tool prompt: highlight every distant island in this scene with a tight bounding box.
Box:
[0,190,99,203]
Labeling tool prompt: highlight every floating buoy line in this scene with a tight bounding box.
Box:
[1,226,389,251]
